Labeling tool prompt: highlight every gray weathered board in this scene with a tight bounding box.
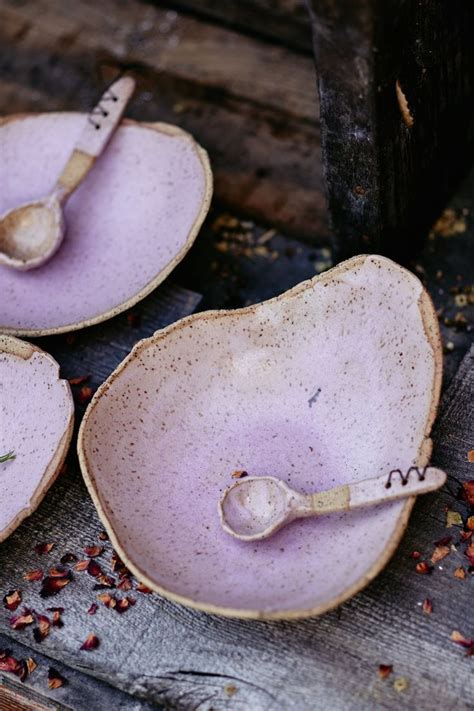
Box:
[1,290,473,710]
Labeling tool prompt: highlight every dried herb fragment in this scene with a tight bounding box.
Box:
[415,561,432,575]
[446,511,463,527]
[24,569,44,582]
[3,589,22,611]
[10,610,34,630]
[431,545,451,564]
[40,571,73,598]
[87,603,98,615]
[378,664,393,679]
[0,451,15,463]
[231,470,248,479]
[80,633,99,651]
[48,667,67,689]
[454,566,466,579]
[84,545,103,558]
[422,598,433,614]
[35,542,55,555]
[60,553,78,565]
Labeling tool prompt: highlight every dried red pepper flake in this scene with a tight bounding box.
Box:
[35,542,55,555]
[40,571,73,598]
[415,561,432,574]
[60,553,78,565]
[87,560,103,578]
[378,664,393,679]
[117,577,133,591]
[433,535,452,547]
[74,559,90,572]
[33,614,51,642]
[454,566,466,579]
[462,480,474,507]
[409,550,422,559]
[10,610,35,630]
[431,545,451,564]
[231,470,248,479]
[98,531,109,541]
[48,666,67,689]
[87,603,98,615]
[84,545,103,558]
[24,569,44,582]
[3,589,22,611]
[451,630,474,648]
[76,385,94,405]
[422,598,433,614]
[80,633,100,651]
[68,375,89,386]
[136,582,152,594]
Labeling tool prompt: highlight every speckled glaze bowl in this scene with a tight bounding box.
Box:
[0,336,74,542]
[78,255,442,619]
[0,113,212,336]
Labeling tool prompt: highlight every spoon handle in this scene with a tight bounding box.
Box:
[55,76,136,201]
[309,467,446,515]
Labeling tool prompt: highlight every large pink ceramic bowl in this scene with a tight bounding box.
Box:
[78,256,442,619]
[0,113,212,336]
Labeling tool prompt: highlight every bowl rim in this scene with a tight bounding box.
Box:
[77,254,443,619]
[0,334,74,542]
[0,113,213,337]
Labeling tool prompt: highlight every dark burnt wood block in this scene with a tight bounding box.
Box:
[307,0,474,259]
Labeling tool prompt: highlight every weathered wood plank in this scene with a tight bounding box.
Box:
[307,0,474,258]
[0,0,327,241]
[1,301,473,709]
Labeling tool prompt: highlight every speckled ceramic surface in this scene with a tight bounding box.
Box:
[78,255,442,619]
[0,113,212,335]
[0,335,74,542]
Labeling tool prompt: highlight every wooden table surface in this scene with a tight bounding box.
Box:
[1,1,473,709]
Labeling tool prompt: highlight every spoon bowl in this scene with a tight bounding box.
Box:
[0,198,64,270]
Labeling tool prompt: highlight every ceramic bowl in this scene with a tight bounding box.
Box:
[78,255,442,619]
[0,113,212,336]
[0,335,74,542]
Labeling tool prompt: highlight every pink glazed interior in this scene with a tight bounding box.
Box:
[79,256,442,618]
[0,113,211,335]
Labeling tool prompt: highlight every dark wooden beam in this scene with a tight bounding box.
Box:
[307,0,474,259]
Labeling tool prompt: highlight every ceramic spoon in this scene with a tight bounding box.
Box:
[0,76,135,271]
[219,468,447,541]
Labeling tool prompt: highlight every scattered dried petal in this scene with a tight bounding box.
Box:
[378,664,393,679]
[93,574,116,590]
[431,545,451,563]
[231,470,248,479]
[80,633,99,651]
[393,677,409,693]
[24,569,43,582]
[454,566,466,579]
[98,531,109,541]
[468,451,474,463]
[467,516,474,531]
[10,611,34,630]
[48,566,69,578]
[68,375,89,386]
[136,582,152,593]
[462,481,474,507]
[74,559,90,572]
[115,598,131,614]
[409,550,421,560]
[33,614,51,642]
[3,590,22,611]
[87,560,102,578]
[49,609,64,627]
[84,545,103,558]
[446,510,463,527]
[224,683,237,697]
[451,630,474,648]
[48,667,67,689]
[117,577,132,592]
[35,543,55,555]
[26,657,37,674]
[76,386,94,405]
[434,535,452,547]
[422,598,433,614]
[460,530,473,542]
[40,571,73,598]
[465,542,474,566]
[415,561,432,575]
[87,603,98,615]
[60,553,78,565]
[0,654,22,675]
